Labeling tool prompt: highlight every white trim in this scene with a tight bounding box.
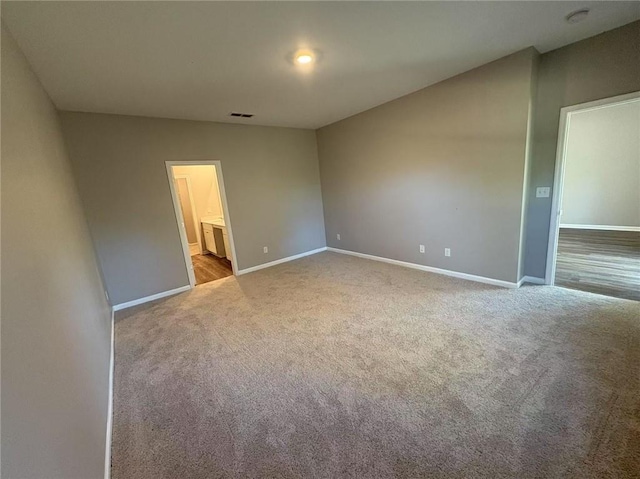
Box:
[559,224,640,232]
[237,247,327,275]
[112,285,191,312]
[327,247,519,289]
[545,91,640,285]
[165,160,239,283]
[104,308,115,479]
[173,174,203,255]
[516,276,546,287]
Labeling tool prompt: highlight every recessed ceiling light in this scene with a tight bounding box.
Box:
[294,51,314,65]
[296,54,313,64]
[565,8,590,24]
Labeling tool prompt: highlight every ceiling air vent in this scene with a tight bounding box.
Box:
[229,112,254,118]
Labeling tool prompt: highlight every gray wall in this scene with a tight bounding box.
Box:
[524,20,640,278]
[60,112,326,305]
[1,24,112,479]
[561,99,640,228]
[317,49,538,283]
[517,53,540,281]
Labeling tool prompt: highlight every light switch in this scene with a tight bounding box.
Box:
[536,187,550,198]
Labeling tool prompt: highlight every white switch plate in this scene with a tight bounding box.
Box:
[263,246,268,254]
[337,233,341,240]
[419,244,425,253]
[444,248,451,257]
[536,187,550,198]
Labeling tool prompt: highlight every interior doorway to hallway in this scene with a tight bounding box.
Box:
[546,91,640,301]
[166,161,238,287]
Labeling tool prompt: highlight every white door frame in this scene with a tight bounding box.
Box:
[165,160,239,287]
[545,90,640,285]
[173,174,203,255]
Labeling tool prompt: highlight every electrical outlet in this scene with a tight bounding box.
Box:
[263,246,268,254]
[419,244,425,253]
[444,248,451,257]
[337,233,341,240]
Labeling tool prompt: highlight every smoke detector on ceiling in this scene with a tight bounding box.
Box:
[565,8,590,24]
[229,112,254,118]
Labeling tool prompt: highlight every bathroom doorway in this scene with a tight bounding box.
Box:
[166,161,238,287]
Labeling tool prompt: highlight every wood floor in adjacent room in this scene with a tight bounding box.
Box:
[191,253,232,285]
[112,252,640,479]
[555,228,640,301]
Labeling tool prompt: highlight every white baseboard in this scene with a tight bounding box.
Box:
[560,224,640,232]
[521,275,546,285]
[237,247,327,275]
[327,247,519,289]
[112,285,191,311]
[104,308,115,479]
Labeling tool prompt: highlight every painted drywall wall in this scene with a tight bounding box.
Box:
[517,53,540,281]
[60,112,326,305]
[561,99,640,228]
[317,48,538,283]
[524,21,640,278]
[1,23,112,479]
[173,165,223,222]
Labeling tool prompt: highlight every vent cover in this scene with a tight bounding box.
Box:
[229,112,254,118]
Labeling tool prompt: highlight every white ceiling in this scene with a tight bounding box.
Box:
[3,1,639,129]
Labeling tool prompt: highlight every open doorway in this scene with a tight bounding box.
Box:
[166,161,238,287]
[546,91,640,301]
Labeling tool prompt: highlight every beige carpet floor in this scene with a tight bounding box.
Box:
[113,251,640,478]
